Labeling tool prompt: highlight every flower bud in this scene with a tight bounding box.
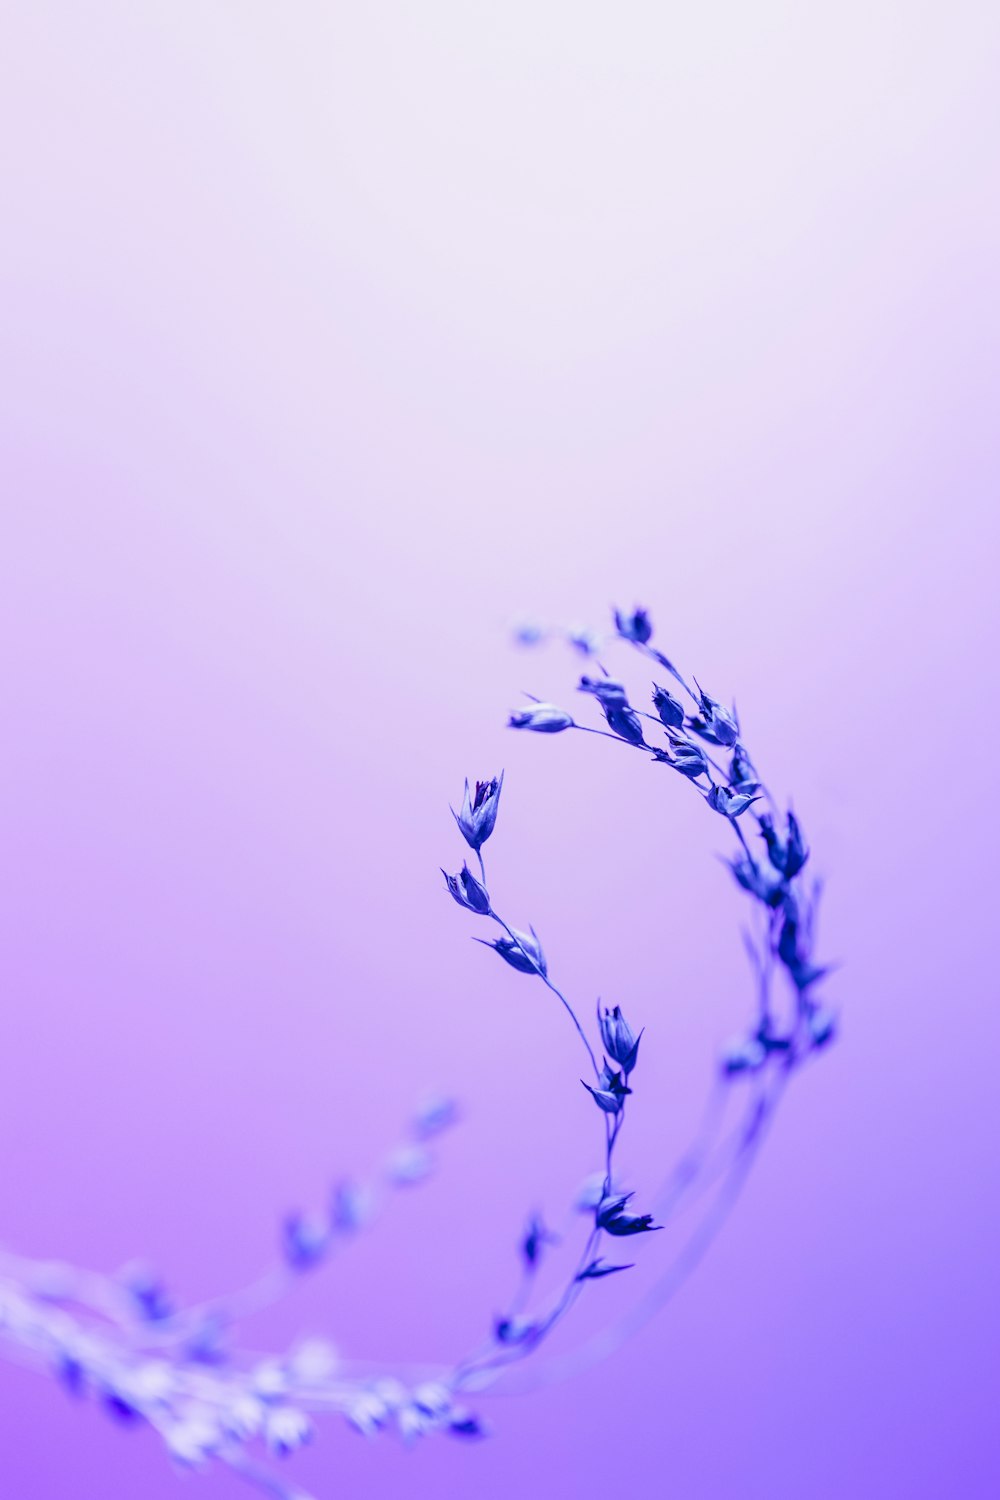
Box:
[281,1212,329,1272]
[688,686,740,748]
[760,811,809,878]
[452,773,503,851]
[264,1406,313,1457]
[598,1004,642,1073]
[707,783,758,818]
[578,675,628,709]
[614,606,653,643]
[442,864,491,914]
[652,683,685,729]
[508,703,574,732]
[604,704,645,744]
[582,1062,632,1114]
[654,733,709,779]
[475,926,547,976]
[595,1190,660,1236]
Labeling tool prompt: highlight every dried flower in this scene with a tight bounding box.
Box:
[653,734,709,779]
[508,703,575,732]
[582,1063,632,1115]
[475,926,547,976]
[707,783,759,818]
[281,1213,330,1271]
[760,811,809,878]
[688,685,740,748]
[652,683,685,728]
[442,864,491,914]
[595,1192,660,1236]
[521,1213,558,1268]
[614,606,653,643]
[598,1004,642,1073]
[452,773,504,850]
[579,675,629,708]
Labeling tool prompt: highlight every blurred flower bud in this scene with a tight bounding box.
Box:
[614,606,653,643]
[281,1212,329,1272]
[721,1036,767,1075]
[579,675,629,709]
[412,1094,459,1139]
[726,855,784,906]
[520,1213,558,1269]
[264,1406,313,1457]
[595,1191,660,1236]
[386,1144,433,1187]
[117,1263,173,1323]
[494,1314,537,1345]
[508,703,575,732]
[760,811,809,878]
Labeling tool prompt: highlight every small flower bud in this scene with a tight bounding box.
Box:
[807,1005,837,1048]
[442,864,491,914]
[652,683,685,728]
[520,1213,558,1268]
[117,1263,173,1323]
[578,675,629,709]
[604,704,645,744]
[653,733,709,779]
[614,606,653,643]
[449,1411,487,1438]
[281,1212,329,1272]
[688,686,740,748]
[386,1144,433,1186]
[330,1179,370,1233]
[568,626,602,655]
[582,1062,632,1115]
[729,744,756,784]
[707,783,758,818]
[721,1036,767,1075]
[452,773,504,851]
[760,811,809,878]
[494,1315,537,1346]
[512,620,546,646]
[412,1094,459,1138]
[475,926,547,976]
[598,1004,642,1073]
[508,703,575,732]
[595,1191,660,1236]
[725,855,784,906]
[264,1405,313,1457]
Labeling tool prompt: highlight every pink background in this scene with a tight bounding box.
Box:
[1,5,998,1496]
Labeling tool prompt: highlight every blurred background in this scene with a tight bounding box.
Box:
[1,4,998,1496]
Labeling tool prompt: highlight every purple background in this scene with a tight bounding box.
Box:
[1,5,998,1497]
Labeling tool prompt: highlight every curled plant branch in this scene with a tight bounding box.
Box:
[441,604,835,1398]
[0,603,835,1497]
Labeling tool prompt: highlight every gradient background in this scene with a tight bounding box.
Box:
[1,5,998,1497]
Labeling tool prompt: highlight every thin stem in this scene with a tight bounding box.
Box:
[488,912,600,1079]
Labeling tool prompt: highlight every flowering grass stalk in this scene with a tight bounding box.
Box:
[0,603,834,1497]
